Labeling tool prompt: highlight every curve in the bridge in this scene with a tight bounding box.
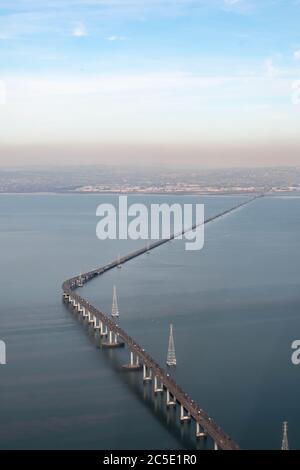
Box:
[62,194,263,450]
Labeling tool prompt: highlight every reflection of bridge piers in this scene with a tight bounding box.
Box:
[64,271,240,451]
[60,196,259,450]
[64,289,239,449]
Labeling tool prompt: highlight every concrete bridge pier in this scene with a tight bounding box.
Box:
[87,312,94,324]
[154,376,164,393]
[79,305,86,315]
[130,352,140,367]
[109,330,115,343]
[196,422,207,438]
[61,209,244,450]
[180,405,191,422]
[99,321,108,336]
[122,351,142,370]
[166,389,176,407]
[102,330,125,348]
[90,314,97,327]
[78,307,88,318]
[143,364,152,382]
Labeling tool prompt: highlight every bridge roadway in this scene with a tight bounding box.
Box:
[62,194,262,450]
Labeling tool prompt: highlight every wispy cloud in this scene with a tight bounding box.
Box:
[71,22,87,37]
[4,70,292,100]
[1,69,297,150]
[264,58,280,77]
[0,0,270,41]
[294,50,300,60]
[106,35,128,41]
[1,0,299,155]
[224,0,241,5]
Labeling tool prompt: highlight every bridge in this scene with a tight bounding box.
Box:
[62,195,262,450]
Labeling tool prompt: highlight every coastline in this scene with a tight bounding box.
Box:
[0,190,299,196]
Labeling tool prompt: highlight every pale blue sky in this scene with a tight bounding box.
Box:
[0,0,300,166]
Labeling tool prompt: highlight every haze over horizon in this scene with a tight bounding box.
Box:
[0,0,300,167]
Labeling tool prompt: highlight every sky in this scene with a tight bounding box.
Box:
[0,0,300,167]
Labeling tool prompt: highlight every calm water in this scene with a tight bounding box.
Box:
[0,193,300,450]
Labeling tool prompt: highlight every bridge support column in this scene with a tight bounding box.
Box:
[214,442,218,450]
[196,422,206,438]
[166,389,176,407]
[143,364,152,382]
[81,307,88,318]
[100,321,108,336]
[102,330,124,348]
[109,330,114,343]
[130,352,134,365]
[180,405,191,422]
[154,376,164,393]
[122,351,142,370]
[88,312,94,324]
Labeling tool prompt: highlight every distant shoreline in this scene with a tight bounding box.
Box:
[0,190,299,196]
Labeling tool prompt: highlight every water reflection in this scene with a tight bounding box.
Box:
[66,301,208,450]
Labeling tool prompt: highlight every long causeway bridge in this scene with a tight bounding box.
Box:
[62,195,262,450]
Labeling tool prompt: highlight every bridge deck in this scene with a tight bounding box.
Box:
[62,195,262,450]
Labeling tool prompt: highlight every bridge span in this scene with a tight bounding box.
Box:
[62,195,262,450]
